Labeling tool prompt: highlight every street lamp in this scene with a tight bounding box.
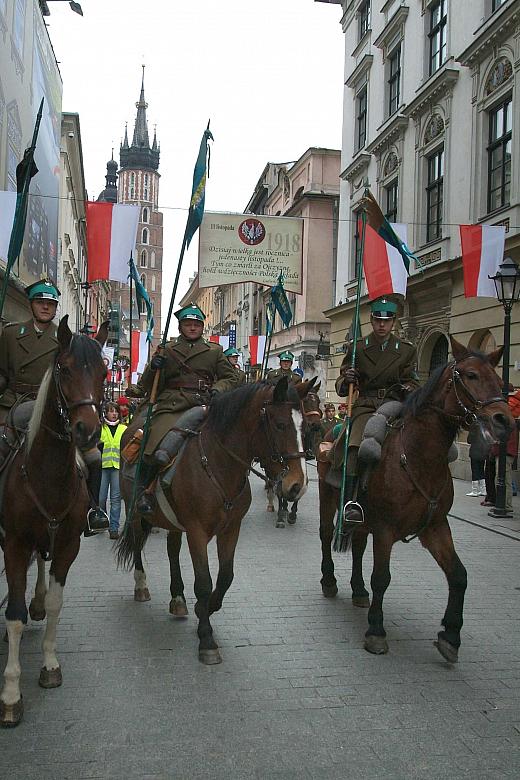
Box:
[488,257,520,518]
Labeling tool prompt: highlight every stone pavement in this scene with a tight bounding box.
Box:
[1,471,520,780]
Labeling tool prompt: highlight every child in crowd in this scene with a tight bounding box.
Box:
[99,403,127,539]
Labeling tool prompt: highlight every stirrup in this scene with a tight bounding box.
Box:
[136,492,157,516]
[343,500,365,525]
[85,507,109,533]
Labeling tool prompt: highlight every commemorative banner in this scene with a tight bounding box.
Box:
[198,212,303,294]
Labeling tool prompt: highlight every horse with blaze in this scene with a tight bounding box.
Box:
[117,377,315,664]
[318,337,514,662]
[0,317,108,727]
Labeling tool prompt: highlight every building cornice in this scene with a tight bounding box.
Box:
[345,54,374,88]
[340,152,371,182]
[366,114,408,155]
[374,5,409,52]
[402,65,459,119]
[457,1,520,66]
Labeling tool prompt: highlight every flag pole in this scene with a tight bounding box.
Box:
[0,97,44,320]
[333,200,368,553]
[261,326,274,379]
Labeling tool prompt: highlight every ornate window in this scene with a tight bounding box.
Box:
[485,57,513,97]
[388,45,401,117]
[383,152,398,178]
[140,250,147,268]
[487,96,512,213]
[424,114,444,145]
[142,227,148,244]
[429,335,448,374]
[355,85,368,151]
[142,207,148,223]
[385,180,398,223]
[426,147,444,242]
[428,0,447,76]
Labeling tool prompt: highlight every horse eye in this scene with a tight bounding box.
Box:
[275,422,287,432]
[466,371,478,381]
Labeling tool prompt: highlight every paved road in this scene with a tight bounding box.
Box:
[1,472,519,779]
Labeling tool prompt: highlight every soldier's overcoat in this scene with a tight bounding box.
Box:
[266,368,302,386]
[128,335,238,454]
[335,332,419,448]
[0,320,58,413]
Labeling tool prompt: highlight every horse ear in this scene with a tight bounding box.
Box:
[295,377,314,398]
[57,315,73,350]
[273,375,289,404]
[95,320,110,347]
[487,345,504,368]
[449,335,469,362]
[314,380,321,393]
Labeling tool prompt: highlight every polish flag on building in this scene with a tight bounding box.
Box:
[249,335,267,366]
[209,335,229,350]
[131,330,149,384]
[363,222,408,300]
[86,202,140,284]
[460,224,505,298]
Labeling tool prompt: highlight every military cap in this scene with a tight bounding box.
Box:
[370,298,397,319]
[324,402,336,411]
[279,351,294,361]
[223,347,240,357]
[26,279,60,302]
[174,303,205,322]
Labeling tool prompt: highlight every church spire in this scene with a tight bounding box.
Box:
[120,67,160,172]
[132,64,150,148]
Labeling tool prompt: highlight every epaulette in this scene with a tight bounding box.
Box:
[1,321,18,329]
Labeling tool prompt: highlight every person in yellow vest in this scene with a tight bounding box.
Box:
[99,402,127,539]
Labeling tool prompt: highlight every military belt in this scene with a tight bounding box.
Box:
[15,382,40,395]
[362,388,390,399]
[166,378,212,392]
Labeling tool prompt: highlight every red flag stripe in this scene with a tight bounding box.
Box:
[363,224,393,300]
[86,202,113,283]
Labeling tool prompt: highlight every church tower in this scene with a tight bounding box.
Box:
[117,66,163,350]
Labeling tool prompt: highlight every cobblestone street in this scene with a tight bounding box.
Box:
[1,473,520,779]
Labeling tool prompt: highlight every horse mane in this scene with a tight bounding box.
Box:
[27,366,53,452]
[205,380,299,437]
[402,349,492,417]
[26,334,103,452]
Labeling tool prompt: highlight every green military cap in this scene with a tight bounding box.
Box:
[370,297,397,319]
[324,402,336,411]
[279,351,294,361]
[26,279,60,302]
[174,303,205,322]
[223,347,240,357]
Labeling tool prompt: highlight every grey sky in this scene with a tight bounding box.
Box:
[47,0,344,334]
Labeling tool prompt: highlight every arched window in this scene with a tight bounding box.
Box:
[429,335,448,375]
[140,250,147,268]
[130,172,135,200]
[142,207,148,223]
[143,173,149,200]
[142,227,148,244]
[151,275,156,291]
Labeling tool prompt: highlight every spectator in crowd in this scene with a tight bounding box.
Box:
[99,403,127,539]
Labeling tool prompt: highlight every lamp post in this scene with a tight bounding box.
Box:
[488,257,520,518]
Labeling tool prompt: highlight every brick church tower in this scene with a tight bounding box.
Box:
[99,67,163,358]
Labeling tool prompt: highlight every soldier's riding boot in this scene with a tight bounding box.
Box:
[135,461,160,516]
[154,407,207,468]
[343,475,365,525]
[84,459,109,536]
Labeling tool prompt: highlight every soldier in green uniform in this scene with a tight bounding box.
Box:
[224,347,246,385]
[127,303,238,514]
[0,280,109,532]
[333,297,420,521]
[266,351,302,386]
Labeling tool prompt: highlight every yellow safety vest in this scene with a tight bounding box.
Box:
[100,423,126,469]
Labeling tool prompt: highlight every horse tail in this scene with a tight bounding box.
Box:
[333,524,356,554]
[115,511,152,570]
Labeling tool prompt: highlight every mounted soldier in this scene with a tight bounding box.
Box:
[223,347,246,385]
[0,279,109,534]
[332,297,420,521]
[126,303,238,514]
[266,351,302,386]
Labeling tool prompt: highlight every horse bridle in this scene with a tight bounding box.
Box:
[445,361,504,426]
[52,341,103,436]
[302,391,322,424]
[259,400,308,467]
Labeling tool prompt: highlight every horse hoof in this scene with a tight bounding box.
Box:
[134,588,151,602]
[29,602,46,622]
[199,648,222,665]
[364,635,389,655]
[266,505,274,512]
[434,637,459,664]
[287,513,297,525]
[352,595,370,608]
[322,583,338,598]
[39,666,63,689]
[169,597,188,618]
[0,698,24,728]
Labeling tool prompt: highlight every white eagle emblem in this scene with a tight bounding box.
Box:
[240,220,265,245]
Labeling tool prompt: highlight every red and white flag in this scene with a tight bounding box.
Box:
[460,224,505,298]
[131,330,149,384]
[209,335,229,350]
[249,335,266,366]
[86,202,140,283]
[363,222,408,300]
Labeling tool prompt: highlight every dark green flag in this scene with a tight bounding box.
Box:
[0,98,44,318]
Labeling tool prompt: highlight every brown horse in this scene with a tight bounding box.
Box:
[117,377,316,664]
[0,317,108,727]
[318,337,514,662]
[265,382,323,527]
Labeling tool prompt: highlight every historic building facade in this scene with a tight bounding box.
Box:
[317,0,520,477]
[98,69,163,359]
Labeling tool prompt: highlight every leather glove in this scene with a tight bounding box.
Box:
[150,354,166,370]
[341,367,360,384]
